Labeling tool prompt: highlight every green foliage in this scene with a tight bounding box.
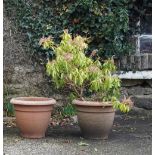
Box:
[3,87,14,116]
[4,0,63,58]
[57,93,77,117]
[42,31,133,112]
[63,0,133,57]
[62,104,76,117]
[4,0,135,60]
[54,103,76,119]
[4,102,14,116]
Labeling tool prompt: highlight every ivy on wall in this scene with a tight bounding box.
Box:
[4,0,151,60]
[62,0,133,58]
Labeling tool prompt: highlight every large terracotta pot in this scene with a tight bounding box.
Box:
[10,97,56,138]
[73,99,115,140]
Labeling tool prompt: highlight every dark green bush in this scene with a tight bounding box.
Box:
[62,0,133,58]
[4,0,136,60]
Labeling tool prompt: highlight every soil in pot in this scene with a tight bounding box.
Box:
[73,100,115,140]
[10,97,56,138]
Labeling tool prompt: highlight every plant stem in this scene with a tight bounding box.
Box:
[80,87,84,100]
[66,80,83,100]
[72,85,84,100]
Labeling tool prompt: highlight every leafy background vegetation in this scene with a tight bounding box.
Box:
[2,0,138,61]
[4,0,151,116]
[4,0,151,62]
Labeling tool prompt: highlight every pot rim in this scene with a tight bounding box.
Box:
[10,97,56,105]
[72,99,113,107]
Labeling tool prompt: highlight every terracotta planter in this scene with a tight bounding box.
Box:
[10,97,56,138]
[73,100,115,140]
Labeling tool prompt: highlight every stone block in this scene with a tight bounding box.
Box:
[148,54,152,69]
[121,79,144,87]
[134,55,141,70]
[141,54,148,70]
[131,95,152,110]
[146,79,152,87]
[127,87,152,96]
[126,56,131,70]
[120,56,127,70]
[128,107,152,116]
[129,55,135,70]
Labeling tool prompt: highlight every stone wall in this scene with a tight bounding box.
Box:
[121,79,152,110]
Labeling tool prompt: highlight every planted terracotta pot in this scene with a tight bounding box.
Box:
[10,97,56,138]
[73,99,115,140]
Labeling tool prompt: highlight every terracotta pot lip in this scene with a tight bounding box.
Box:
[72,99,112,107]
[10,97,56,105]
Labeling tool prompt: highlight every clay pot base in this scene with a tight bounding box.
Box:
[81,130,109,140]
[82,135,109,140]
[20,133,45,139]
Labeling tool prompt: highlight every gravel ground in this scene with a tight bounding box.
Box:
[3,113,152,155]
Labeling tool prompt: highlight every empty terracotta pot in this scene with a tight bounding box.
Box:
[73,100,115,140]
[10,97,56,138]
